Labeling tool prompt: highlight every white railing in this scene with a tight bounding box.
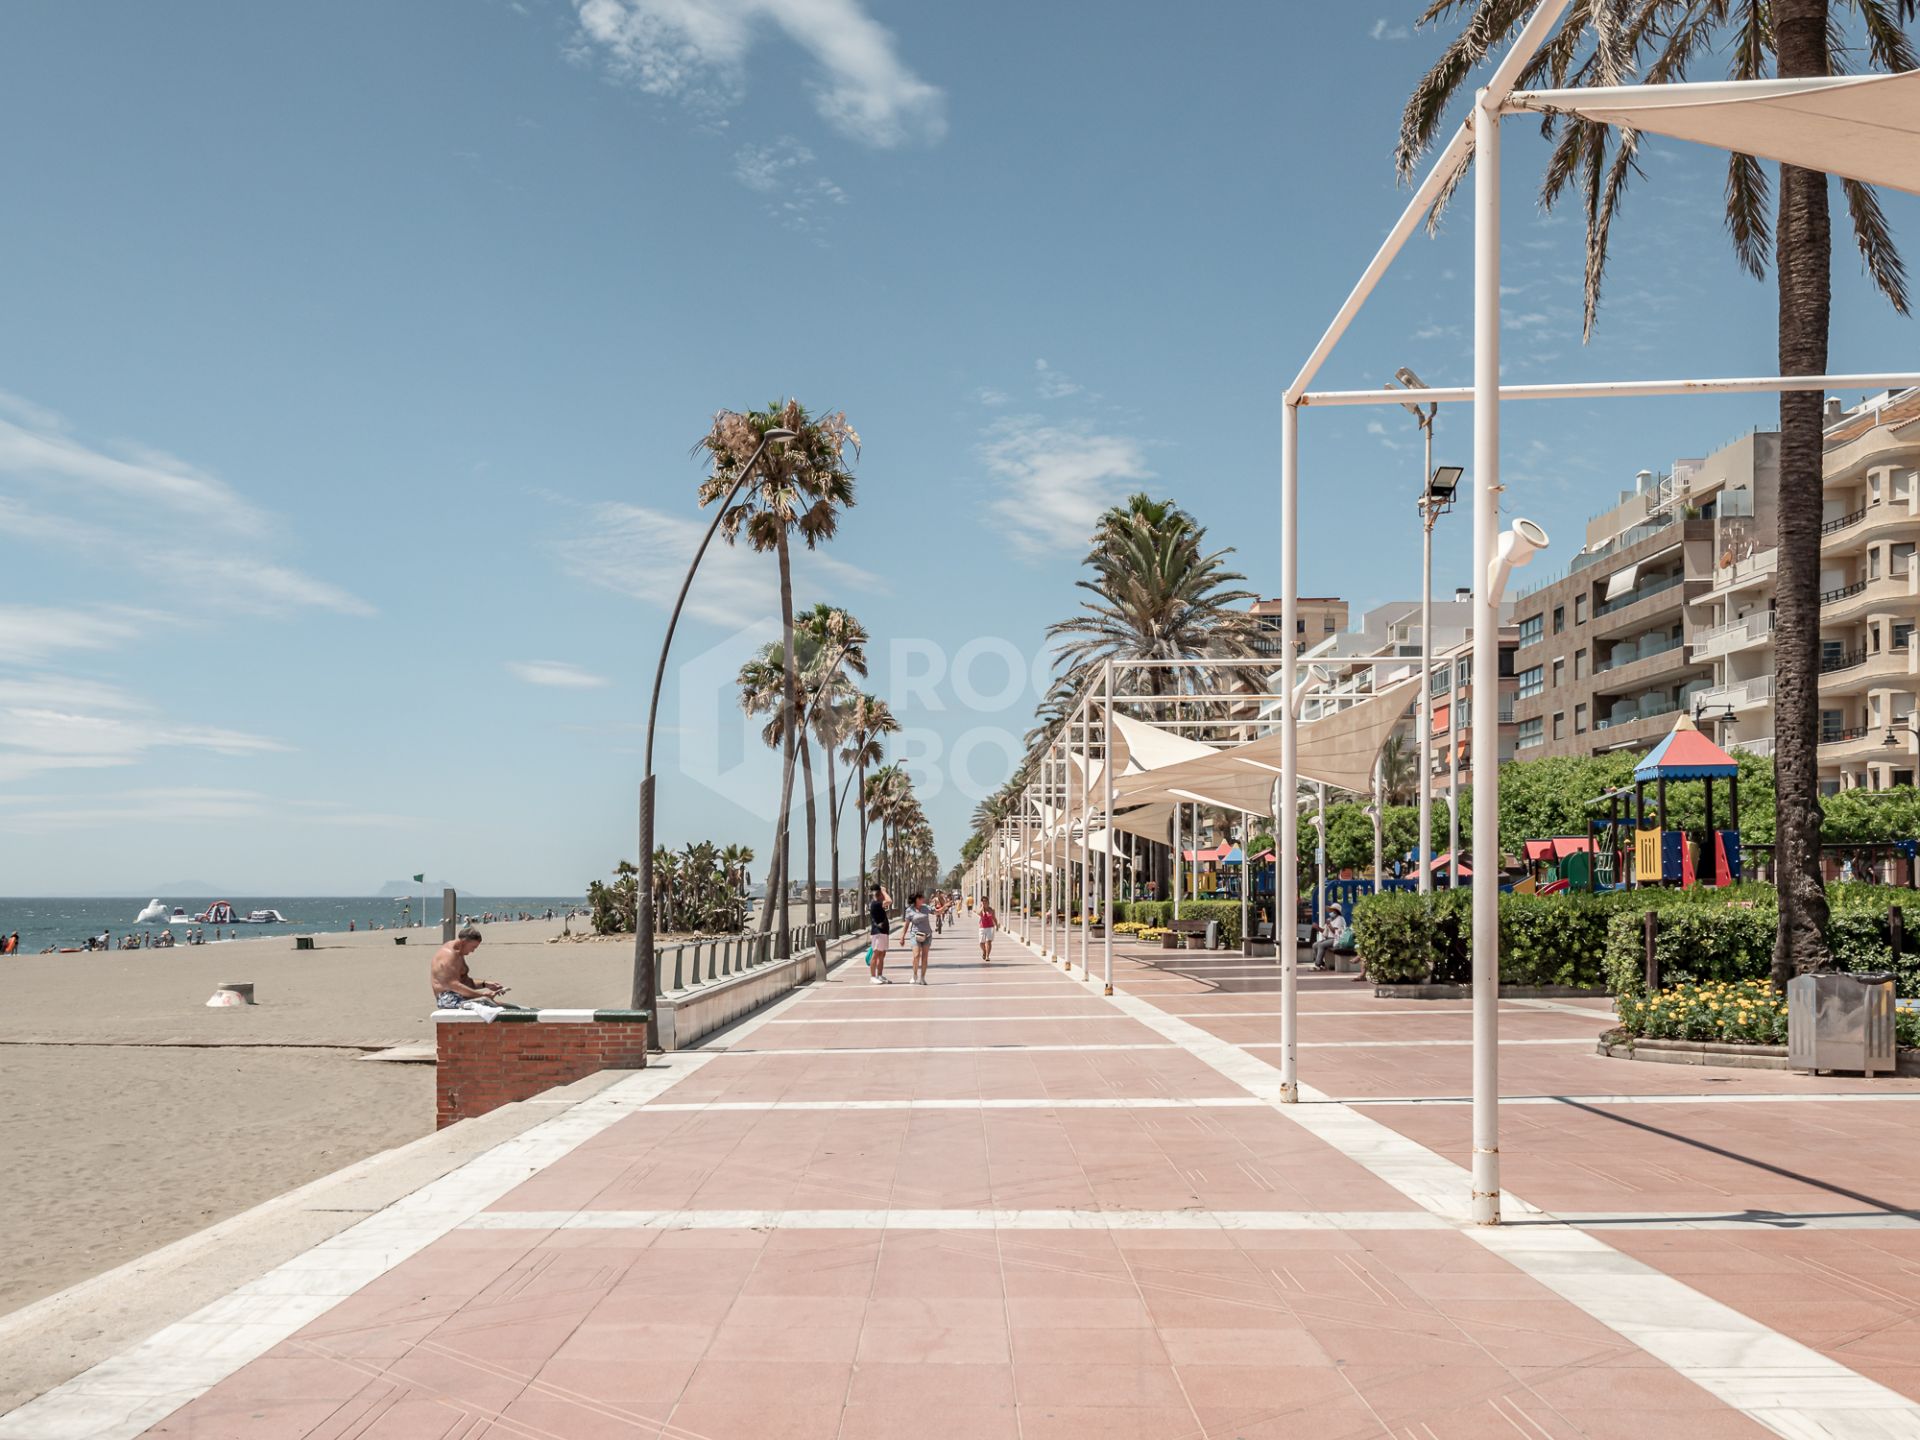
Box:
[1697,675,1774,711]
[1692,610,1775,659]
[1730,735,1776,759]
[1709,547,1778,592]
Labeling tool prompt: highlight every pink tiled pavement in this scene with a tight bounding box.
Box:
[133,926,1920,1437]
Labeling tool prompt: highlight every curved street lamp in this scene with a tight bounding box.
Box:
[633,427,796,1038]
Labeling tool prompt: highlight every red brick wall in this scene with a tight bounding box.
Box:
[436,1020,649,1128]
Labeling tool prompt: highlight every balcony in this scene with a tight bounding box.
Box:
[1821,569,1920,626]
[1820,642,1920,696]
[1691,609,1775,660]
[1595,636,1683,674]
[1820,499,1920,556]
[1593,695,1684,732]
[1596,571,1686,618]
[1730,735,1776,759]
[1695,675,1774,712]
[1819,725,1888,763]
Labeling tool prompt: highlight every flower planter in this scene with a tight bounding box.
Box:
[1597,1027,1920,1076]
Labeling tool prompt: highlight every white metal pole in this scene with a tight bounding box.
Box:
[1471,86,1503,1226]
[1279,399,1300,1103]
[1171,799,1182,919]
[1042,753,1053,958]
[1315,781,1327,933]
[1419,469,1435,895]
[1079,707,1090,977]
[1241,811,1250,958]
[1103,660,1115,995]
[1449,656,1462,888]
[1373,760,1384,892]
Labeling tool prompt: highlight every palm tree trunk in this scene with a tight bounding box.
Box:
[1770,0,1836,988]
[800,733,820,933]
[857,755,869,896]
[825,743,842,932]
[762,531,801,950]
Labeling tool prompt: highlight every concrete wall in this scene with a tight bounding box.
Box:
[657,935,863,1050]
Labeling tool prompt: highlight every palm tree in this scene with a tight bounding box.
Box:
[839,694,899,897]
[1397,0,1917,985]
[698,401,860,951]
[1048,491,1259,700]
[719,843,755,930]
[796,603,870,934]
[864,763,915,899]
[1377,732,1419,807]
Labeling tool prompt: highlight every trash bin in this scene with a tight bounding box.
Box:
[1788,971,1896,1077]
[1205,920,1221,951]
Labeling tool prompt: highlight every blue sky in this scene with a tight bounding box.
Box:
[2,1,1915,894]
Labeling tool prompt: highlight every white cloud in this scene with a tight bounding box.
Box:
[977,416,1152,559]
[507,659,610,689]
[732,137,848,235]
[1370,18,1410,40]
[974,387,1010,407]
[0,393,372,618]
[0,606,146,664]
[571,0,946,147]
[1033,358,1083,400]
[556,500,884,626]
[0,785,420,831]
[0,693,290,783]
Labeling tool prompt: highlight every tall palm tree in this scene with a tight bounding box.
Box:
[840,694,899,899]
[864,763,914,899]
[796,603,870,930]
[1049,491,1259,700]
[719,843,755,930]
[698,401,860,950]
[1397,0,1916,984]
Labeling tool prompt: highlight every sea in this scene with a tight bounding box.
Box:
[0,896,586,954]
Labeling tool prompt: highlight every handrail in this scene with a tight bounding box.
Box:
[1820,724,1872,745]
[1822,506,1868,535]
[1821,647,1867,674]
[1821,579,1869,606]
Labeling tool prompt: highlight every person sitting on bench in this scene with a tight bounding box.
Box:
[1311,904,1343,971]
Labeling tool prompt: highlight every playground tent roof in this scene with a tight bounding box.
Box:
[1524,837,1593,862]
[1633,714,1739,782]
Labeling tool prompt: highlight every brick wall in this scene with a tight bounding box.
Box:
[435,1010,649,1128]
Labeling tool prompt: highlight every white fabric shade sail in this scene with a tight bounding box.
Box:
[1506,71,1920,199]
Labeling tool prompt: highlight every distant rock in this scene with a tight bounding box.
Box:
[372,879,458,898]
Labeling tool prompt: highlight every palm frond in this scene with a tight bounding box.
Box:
[1843,177,1913,314]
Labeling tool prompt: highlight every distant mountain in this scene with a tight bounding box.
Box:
[372,878,458,898]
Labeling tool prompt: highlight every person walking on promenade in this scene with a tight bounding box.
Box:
[977,900,996,962]
[868,883,893,985]
[900,892,934,986]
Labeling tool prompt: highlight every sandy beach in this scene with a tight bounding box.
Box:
[1,916,644,1316]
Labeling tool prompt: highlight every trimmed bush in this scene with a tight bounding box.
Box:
[1351,893,1461,983]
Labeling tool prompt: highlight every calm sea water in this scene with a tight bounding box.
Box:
[0,896,585,954]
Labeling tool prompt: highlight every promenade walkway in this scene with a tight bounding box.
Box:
[12,924,1920,1439]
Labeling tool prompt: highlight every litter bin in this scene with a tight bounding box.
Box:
[1788,970,1895,1077]
[1204,920,1221,951]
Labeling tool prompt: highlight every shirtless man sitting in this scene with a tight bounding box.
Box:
[431,927,505,1010]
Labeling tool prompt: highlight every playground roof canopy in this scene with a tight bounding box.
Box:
[1633,715,1739,782]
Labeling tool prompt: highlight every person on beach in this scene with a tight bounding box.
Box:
[978,900,996,962]
[900,892,934,986]
[431,927,506,1010]
[868,883,892,985]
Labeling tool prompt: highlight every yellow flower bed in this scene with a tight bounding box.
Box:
[1615,980,1786,1046]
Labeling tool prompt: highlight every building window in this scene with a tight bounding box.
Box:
[1552,711,1565,740]
[1551,658,1565,689]
[1296,619,1306,634]
[1553,605,1565,634]
[1516,665,1544,700]
[1518,615,1544,648]
[1820,777,1842,797]
[1574,595,1588,624]
[1323,617,1337,632]
[1575,702,1588,734]
[1516,717,1544,750]
[1574,648,1587,681]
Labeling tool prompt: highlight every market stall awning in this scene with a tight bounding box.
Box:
[1507,70,1920,199]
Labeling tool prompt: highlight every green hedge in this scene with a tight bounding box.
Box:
[1350,893,1465,983]
[1113,898,1243,946]
[1352,890,1627,988]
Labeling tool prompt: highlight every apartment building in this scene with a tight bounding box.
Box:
[1509,431,1778,759]
[1428,627,1522,802]
[1816,388,1920,792]
[1248,596,1348,657]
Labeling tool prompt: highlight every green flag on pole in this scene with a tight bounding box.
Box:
[412,873,424,883]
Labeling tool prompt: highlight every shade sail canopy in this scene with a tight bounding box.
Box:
[1507,71,1920,199]
[1634,714,1739,781]
[1110,710,1217,774]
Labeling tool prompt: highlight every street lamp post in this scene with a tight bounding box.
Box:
[633,427,795,1038]
[1394,368,1460,896]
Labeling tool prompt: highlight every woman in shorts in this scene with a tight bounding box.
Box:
[977,900,997,962]
[868,883,892,985]
[900,892,934,986]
